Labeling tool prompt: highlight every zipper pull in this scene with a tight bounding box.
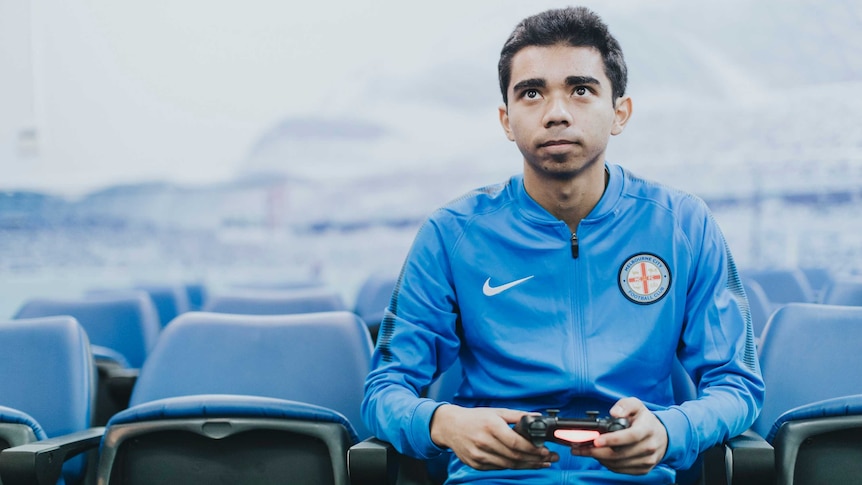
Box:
[571,232,579,259]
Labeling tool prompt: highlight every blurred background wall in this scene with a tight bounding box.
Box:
[2,0,861,316]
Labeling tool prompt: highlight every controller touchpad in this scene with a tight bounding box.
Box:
[553,429,600,443]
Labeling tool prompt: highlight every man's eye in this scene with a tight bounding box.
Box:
[574,86,588,96]
[525,89,539,99]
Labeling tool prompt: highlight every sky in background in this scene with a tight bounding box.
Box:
[1,0,860,195]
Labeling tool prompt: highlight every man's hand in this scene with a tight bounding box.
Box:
[572,397,668,475]
[429,404,559,471]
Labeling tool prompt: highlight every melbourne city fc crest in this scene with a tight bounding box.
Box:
[618,253,672,305]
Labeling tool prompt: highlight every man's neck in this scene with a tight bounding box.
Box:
[523,163,608,233]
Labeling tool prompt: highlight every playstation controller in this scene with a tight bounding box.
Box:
[514,409,629,447]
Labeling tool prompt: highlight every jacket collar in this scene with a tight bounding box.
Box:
[510,162,624,227]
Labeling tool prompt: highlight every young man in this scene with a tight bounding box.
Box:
[362,6,764,484]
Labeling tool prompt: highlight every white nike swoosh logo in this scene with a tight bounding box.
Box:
[482,275,534,296]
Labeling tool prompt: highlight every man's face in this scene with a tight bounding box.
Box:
[499,44,630,180]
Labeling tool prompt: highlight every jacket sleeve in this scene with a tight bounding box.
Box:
[360,216,462,459]
[654,206,765,469]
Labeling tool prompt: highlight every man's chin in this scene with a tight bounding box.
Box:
[541,168,581,181]
[538,158,600,181]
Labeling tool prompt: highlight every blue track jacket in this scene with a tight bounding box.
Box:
[362,163,764,484]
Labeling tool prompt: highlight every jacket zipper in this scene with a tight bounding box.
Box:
[571,232,579,259]
[569,229,586,396]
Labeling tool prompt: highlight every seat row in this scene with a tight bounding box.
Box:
[0,273,400,485]
[0,309,376,485]
[7,274,396,428]
[3,270,861,484]
[741,267,862,341]
[13,273,397,364]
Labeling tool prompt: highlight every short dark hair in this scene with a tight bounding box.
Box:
[498,6,627,105]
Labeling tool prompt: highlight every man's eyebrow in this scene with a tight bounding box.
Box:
[511,78,546,92]
[566,75,601,86]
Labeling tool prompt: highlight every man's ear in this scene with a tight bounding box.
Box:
[611,95,633,136]
[499,104,515,141]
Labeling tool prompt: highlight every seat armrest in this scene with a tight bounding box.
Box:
[348,437,399,485]
[0,427,105,485]
[92,345,131,369]
[726,430,774,485]
[700,431,774,485]
[700,442,729,485]
[773,414,862,485]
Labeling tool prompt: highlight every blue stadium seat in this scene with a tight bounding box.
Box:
[14,292,160,369]
[132,283,191,327]
[353,272,397,341]
[87,283,191,328]
[819,275,862,306]
[94,310,373,484]
[767,394,862,484]
[741,277,773,342]
[2,310,374,484]
[98,395,358,485]
[0,316,102,484]
[753,303,862,439]
[736,303,862,484]
[425,358,463,404]
[203,286,346,315]
[229,278,326,291]
[13,293,161,426]
[183,281,208,311]
[800,267,834,296]
[742,268,815,306]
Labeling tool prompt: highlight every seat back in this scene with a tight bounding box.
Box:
[128,311,374,439]
[353,272,397,341]
[87,283,191,328]
[743,268,815,305]
[184,281,208,311]
[229,279,325,291]
[742,277,773,340]
[752,303,862,438]
[0,316,95,482]
[133,283,191,327]
[801,267,834,295]
[820,276,862,306]
[0,316,94,437]
[203,287,346,315]
[425,359,463,403]
[14,293,160,369]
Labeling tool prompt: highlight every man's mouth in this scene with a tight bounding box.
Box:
[539,140,577,148]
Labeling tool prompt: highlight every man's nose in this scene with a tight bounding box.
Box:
[542,97,573,127]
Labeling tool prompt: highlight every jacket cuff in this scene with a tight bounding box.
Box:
[408,398,448,459]
[654,406,697,469]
